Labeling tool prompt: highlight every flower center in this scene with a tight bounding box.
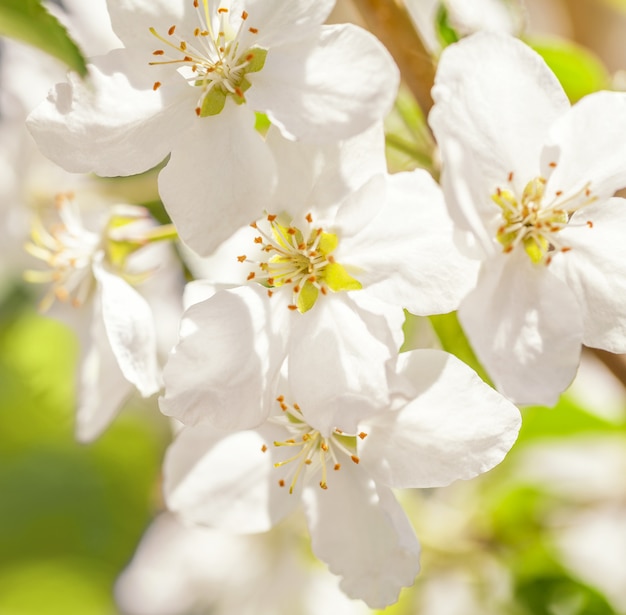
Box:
[24,194,166,311]
[24,193,101,311]
[149,1,267,116]
[491,166,597,265]
[240,213,362,313]
[262,396,367,494]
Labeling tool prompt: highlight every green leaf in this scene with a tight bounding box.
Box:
[516,395,625,443]
[434,3,460,49]
[0,0,87,77]
[527,37,611,102]
[428,311,492,384]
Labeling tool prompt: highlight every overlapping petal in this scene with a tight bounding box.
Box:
[302,463,421,609]
[430,32,569,198]
[551,198,626,352]
[459,252,583,406]
[337,169,479,315]
[27,49,193,176]
[164,423,298,533]
[93,259,161,398]
[158,103,276,255]
[542,91,626,201]
[160,285,288,430]
[249,24,399,142]
[361,350,521,488]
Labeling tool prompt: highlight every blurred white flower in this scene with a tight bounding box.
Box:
[115,512,371,615]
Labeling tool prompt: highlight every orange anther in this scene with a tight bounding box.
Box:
[242,10,248,19]
[247,272,256,280]
[237,255,247,262]
[153,81,162,90]
[305,213,313,223]
[549,161,557,168]
[351,455,360,464]
[168,25,176,35]
[261,444,267,452]
[153,49,165,55]
[249,27,258,33]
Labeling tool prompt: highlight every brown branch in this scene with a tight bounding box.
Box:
[350,0,436,115]
[590,347,626,391]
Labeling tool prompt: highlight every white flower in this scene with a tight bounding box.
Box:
[115,512,371,615]
[25,193,181,440]
[162,345,521,608]
[159,130,478,433]
[429,32,626,405]
[27,0,399,254]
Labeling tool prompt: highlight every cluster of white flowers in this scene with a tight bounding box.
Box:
[5,0,626,610]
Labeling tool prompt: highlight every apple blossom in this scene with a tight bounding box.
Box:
[24,192,182,440]
[27,0,400,254]
[159,138,479,433]
[162,343,521,608]
[429,32,626,405]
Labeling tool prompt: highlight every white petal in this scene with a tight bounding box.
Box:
[459,251,583,406]
[164,424,298,533]
[338,170,479,315]
[550,198,626,352]
[437,135,500,259]
[265,122,387,217]
[158,103,276,255]
[242,0,335,47]
[160,285,287,430]
[288,295,396,435]
[543,91,626,201]
[93,260,161,397]
[361,350,521,488]
[430,32,569,192]
[27,49,194,176]
[302,463,421,609]
[75,305,133,442]
[106,0,185,49]
[248,24,399,142]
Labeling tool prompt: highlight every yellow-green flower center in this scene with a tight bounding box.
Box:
[149,2,267,116]
[242,213,362,313]
[262,396,367,494]
[491,168,597,265]
[24,194,171,311]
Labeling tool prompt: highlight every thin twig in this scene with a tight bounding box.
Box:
[350,0,436,115]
